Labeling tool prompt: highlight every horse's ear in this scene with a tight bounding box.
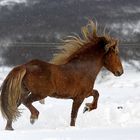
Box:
[104,43,110,53]
[99,36,118,53]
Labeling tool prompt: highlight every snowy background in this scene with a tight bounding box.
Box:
[0,62,140,140]
[0,0,140,139]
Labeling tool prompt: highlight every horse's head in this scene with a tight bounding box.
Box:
[101,36,123,76]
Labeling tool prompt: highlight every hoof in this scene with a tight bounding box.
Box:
[30,118,38,124]
[83,106,90,113]
[30,115,38,124]
[70,122,75,126]
[5,127,14,131]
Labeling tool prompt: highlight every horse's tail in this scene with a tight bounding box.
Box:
[0,66,26,121]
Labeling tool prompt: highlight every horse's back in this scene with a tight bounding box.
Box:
[25,59,50,68]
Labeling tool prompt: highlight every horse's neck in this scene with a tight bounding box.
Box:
[66,52,104,79]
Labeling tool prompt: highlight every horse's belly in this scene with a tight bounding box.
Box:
[49,85,79,99]
[48,92,73,99]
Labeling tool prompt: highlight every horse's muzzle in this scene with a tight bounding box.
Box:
[114,69,123,76]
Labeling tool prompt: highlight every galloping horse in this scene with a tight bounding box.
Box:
[0,20,123,130]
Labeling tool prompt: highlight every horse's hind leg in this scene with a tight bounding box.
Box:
[83,89,99,113]
[23,93,41,124]
[24,102,39,124]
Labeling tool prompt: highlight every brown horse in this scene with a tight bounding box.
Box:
[0,20,123,130]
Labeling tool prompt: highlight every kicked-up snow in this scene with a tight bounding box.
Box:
[0,62,140,140]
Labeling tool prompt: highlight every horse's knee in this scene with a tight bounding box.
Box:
[83,90,99,113]
[93,90,99,98]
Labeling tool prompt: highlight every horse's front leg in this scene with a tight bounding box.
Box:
[83,89,99,113]
[70,98,84,126]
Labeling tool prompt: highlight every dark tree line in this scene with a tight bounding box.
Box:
[0,0,140,66]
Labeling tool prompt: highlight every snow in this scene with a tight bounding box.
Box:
[0,0,26,6]
[111,21,140,38]
[0,62,140,140]
[122,6,140,14]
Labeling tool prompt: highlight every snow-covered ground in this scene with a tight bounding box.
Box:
[0,62,140,140]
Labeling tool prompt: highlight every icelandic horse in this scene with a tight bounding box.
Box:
[0,20,123,130]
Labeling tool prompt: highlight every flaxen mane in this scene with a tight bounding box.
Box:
[50,20,99,65]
